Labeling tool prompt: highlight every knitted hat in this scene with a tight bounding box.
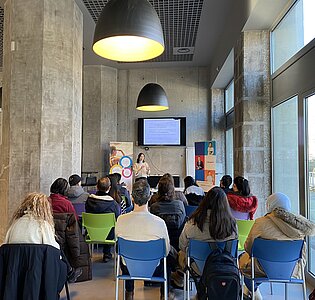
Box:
[266,192,291,213]
[69,174,81,186]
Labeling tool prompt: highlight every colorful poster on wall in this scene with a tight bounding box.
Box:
[110,142,133,192]
[195,141,216,191]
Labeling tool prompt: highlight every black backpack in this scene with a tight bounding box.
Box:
[188,240,241,300]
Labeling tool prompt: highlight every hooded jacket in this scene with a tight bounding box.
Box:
[50,193,78,219]
[239,208,315,278]
[227,192,258,220]
[66,186,89,204]
[85,191,121,218]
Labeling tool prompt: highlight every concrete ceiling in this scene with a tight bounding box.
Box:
[75,0,236,69]
[75,0,293,71]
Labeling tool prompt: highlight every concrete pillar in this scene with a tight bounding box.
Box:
[211,88,225,184]
[234,31,271,216]
[0,0,83,241]
[82,65,117,177]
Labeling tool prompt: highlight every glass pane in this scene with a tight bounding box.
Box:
[272,96,299,214]
[225,128,234,176]
[307,94,315,275]
[225,80,234,113]
[271,0,315,73]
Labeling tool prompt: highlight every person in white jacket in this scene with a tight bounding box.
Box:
[4,192,59,249]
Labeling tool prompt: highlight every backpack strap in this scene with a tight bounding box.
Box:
[208,242,219,251]
[224,240,233,254]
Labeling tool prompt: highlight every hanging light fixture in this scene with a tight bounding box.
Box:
[136,83,169,111]
[93,0,165,62]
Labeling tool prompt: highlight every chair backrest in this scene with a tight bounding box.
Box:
[82,212,116,242]
[185,205,198,217]
[117,237,166,278]
[186,193,204,206]
[72,202,86,217]
[0,244,67,300]
[230,208,250,220]
[188,239,238,272]
[236,220,255,250]
[84,176,97,186]
[251,238,304,280]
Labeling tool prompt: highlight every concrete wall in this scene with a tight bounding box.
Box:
[0,0,83,241]
[83,67,211,184]
[82,65,117,177]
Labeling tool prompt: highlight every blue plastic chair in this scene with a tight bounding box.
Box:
[250,238,306,300]
[184,239,239,300]
[115,237,168,300]
[184,205,198,218]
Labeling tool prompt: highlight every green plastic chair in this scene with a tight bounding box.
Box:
[82,212,116,260]
[236,219,255,251]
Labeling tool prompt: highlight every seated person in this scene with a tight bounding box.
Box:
[5,192,61,249]
[3,192,80,286]
[115,179,174,300]
[66,174,89,204]
[49,178,78,218]
[226,176,258,220]
[85,177,121,262]
[183,176,204,206]
[108,173,126,214]
[113,172,132,210]
[178,187,238,273]
[150,173,188,206]
[220,175,232,194]
[150,177,186,251]
[239,192,315,300]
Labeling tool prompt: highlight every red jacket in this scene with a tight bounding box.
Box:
[227,192,258,220]
[49,193,78,219]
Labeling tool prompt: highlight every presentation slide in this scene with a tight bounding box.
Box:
[144,118,181,145]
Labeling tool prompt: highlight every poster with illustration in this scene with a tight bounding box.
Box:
[195,141,216,190]
[110,142,133,192]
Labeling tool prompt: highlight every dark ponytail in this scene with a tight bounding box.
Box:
[234,176,250,196]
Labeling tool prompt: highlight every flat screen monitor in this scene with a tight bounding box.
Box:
[138,117,186,146]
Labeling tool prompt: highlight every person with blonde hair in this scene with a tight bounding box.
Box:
[4,192,59,249]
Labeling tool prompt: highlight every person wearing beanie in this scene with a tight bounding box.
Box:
[239,192,315,300]
[66,174,89,204]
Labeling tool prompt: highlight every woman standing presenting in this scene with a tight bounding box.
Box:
[133,152,150,180]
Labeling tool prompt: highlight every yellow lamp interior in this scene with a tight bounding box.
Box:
[93,35,164,62]
[136,105,169,111]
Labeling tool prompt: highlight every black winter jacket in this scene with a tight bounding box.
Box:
[53,213,92,282]
[0,244,67,300]
[85,191,121,218]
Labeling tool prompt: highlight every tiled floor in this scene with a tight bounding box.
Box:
[61,253,312,300]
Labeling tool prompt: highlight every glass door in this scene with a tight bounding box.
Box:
[307,93,315,276]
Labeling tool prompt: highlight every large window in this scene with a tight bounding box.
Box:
[225,80,234,113]
[272,96,299,213]
[225,80,234,176]
[271,0,315,73]
[307,94,315,276]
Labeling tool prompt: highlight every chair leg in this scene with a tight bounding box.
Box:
[187,271,190,300]
[241,275,244,300]
[123,281,126,300]
[285,283,288,300]
[115,278,119,300]
[164,257,168,300]
[302,270,307,300]
[270,282,273,295]
[65,281,71,300]
[183,273,187,300]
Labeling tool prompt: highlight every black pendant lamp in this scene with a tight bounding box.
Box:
[93,0,165,62]
[136,83,169,111]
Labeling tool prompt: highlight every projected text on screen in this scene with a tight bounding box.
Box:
[143,118,181,145]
